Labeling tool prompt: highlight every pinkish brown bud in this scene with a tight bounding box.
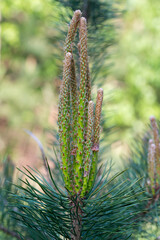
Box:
[92,143,99,152]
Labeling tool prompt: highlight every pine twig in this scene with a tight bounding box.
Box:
[70,197,83,240]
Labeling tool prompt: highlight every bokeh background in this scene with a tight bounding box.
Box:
[1,0,160,168]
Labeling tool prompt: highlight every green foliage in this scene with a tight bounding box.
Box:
[1,0,116,164]
[1,0,67,157]
[110,0,160,140]
[8,11,145,240]
[1,0,61,127]
[0,156,21,239]
[12,162,143,240]
[2,1,160,239]
[124,117,160,239]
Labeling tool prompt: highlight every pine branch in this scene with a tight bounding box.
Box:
[10,10,146,240]
[59,11,104,198]
[70,197,83,240]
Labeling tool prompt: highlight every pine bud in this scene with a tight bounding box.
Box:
[81,101,94,197]
[75,17,89,194]
[65,10,82,54]
[148,139,156,193]
[150,116,160,178]
[59,52,73,193]
[93,88,103,148]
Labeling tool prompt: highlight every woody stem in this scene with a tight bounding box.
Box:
[70,198,83,240]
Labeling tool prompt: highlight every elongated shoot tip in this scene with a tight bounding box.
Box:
[150,115,156,122]
[74,10,82,17]
[80,17,87,26]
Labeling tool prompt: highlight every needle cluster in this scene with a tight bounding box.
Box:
[58,10,103,197]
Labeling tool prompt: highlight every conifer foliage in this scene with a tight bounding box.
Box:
[5,11,145,240]
[125,116,160,239]
[0,157,28,240]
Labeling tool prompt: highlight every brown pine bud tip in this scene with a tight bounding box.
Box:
[150,116,158,129]
[98,88,103,96]
[150,115,156,122]
[93,88,103,145]
[96,88,103,112]
[80,17,87,27]
[74,10,82,17]
[79,17,87,39]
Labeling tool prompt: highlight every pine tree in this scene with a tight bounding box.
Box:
[5,10,146,240]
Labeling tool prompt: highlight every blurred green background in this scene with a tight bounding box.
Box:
[1,0,160,166]
[1,0,67,168]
